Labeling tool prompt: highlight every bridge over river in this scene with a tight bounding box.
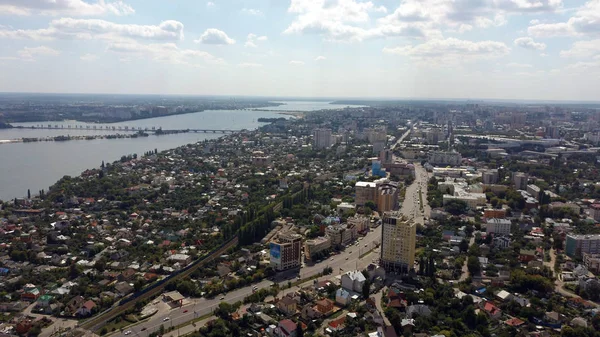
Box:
[14,125,240,134]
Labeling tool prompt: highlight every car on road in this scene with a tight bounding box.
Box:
[346,257,349,260]
[220,296,225,300]
[124,331,132,335]
[330,258,334,261]
[141,328,147,331]
[183,309,188,313]
[163,317,170,322]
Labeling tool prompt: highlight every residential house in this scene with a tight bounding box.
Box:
[65,296,85,316]
[276,296,297,316]
[335,288,351,307]
[315,298,334,316]
[519,249,537,263]
[275,319,297,337]
[114,281,134,296]
[117,268,137,282]
[327,317,346,332]
[482,301,502,320]
[545,311,565,324]
[401,319,415,334]
[341,270,366,293]
[505,317,525,327]
[495,290,513,302]
[76,300,96,317]
[21,284,41,302]
[301,304,322,320]
[406,304,431,318]
[365,310,385,325]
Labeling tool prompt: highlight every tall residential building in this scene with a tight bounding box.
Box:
[313,128,332,149]
[512,172,529,190]
[365,127,387,143]
[425,128,444,145]
[566,234,600,258]
[379,149,394,166]
[270,232,302,271]
[377,181,399,212]
[482,169,499,185]
[380,212,416,273]
[546,125,561,139]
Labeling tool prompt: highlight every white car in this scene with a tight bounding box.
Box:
[124,331,132,335]
[163,317,170,322]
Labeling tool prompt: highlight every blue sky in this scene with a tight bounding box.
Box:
[0,0,599,100]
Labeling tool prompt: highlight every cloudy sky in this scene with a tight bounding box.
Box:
[0,0,599,100]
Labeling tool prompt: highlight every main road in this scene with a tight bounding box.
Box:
[96,163,430,337]
[114,228,383,337]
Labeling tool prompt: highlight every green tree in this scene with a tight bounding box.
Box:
[467,256,481,275]
[362,280,371,299]
[459,239,469,253]
[444,200,468,215]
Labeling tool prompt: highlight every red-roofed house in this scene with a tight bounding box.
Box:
[76,300,97,316]
[328,317,346,332]
[482,301,502,320]
[316,298,334,316]
[505,317,525,327]
[275,319,298,337]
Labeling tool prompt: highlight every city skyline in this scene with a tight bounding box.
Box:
[1,0,600,100]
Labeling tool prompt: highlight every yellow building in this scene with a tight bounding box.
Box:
[380,212,416,273]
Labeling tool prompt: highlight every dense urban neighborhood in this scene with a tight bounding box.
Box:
[3,102,600,337]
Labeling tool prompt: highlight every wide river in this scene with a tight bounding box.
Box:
[0,101,361,201]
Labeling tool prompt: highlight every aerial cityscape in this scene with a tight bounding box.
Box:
[2,1,600,337]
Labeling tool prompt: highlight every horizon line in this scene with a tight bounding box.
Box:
[1,91,600,105]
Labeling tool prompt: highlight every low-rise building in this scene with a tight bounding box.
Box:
[304,236,331,260]
[486,218,512,236]
[428,151,462,166]
[583,253,600,274]
[341,270,367,293]
[589,204,600,222]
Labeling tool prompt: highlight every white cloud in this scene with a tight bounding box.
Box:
[494,0,563,13]
[0,0,134,16]
[514,37,546,50]
[383,37,510,64]
[560,39,600,58]
[244,33,267,48]
[80,53,98,61]
[107,40,224,65]
[206,2,215,8]
[528,0,600,37]
[315,55,327,61]
[195,28,235,45]
[564,60,600,72]
[238,62,263,68]
[283,0,563,43]
[0,18,184,41]
[241,8,262,16]
[289,60,304,66]
[18,45,60,59]
[284,0,401,42]
[506,62,533,68]
[530,19,540,25]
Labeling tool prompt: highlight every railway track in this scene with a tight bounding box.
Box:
[81,237,238,332]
